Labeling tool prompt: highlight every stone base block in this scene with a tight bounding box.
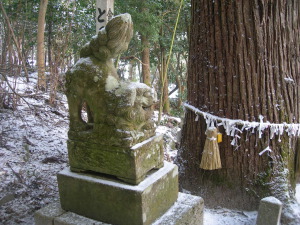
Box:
[256,196,282,225]
[34,202,65,225]
[152,192,204,225]
[57,162,178,225]
[68,134,164,184]
[35,193,204,225]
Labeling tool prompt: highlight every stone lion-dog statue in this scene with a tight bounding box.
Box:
[65,13,156,147]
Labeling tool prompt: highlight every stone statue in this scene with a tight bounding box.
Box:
[36,12,196,221]
[65,14,163,184]
[65,13,156,147]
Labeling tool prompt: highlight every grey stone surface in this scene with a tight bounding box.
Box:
[54,212,105,225]
[152,192,204,225]
[35,192,203,225]
[68,134,164,185]
[256,196,282,225]
[35,202,65,225]
[57,162,178,225]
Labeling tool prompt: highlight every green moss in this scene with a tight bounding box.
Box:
[252,170,272,198]
[277,135,297,189]
[68,134,164,184]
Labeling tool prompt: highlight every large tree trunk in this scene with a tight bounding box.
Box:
[37,0,48,91]
[176,0,300,223]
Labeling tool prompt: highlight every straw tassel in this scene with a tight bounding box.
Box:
[200,127,222,170]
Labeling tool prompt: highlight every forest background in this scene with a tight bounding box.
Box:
[1,0,300,224]
[0,0,189,118]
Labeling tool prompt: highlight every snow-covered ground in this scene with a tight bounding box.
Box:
[204,208,257,225]
[0,73,69,224]
[0,73,299,224]
[204,185,300,225]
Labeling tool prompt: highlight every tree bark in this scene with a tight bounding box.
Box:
[37,0,48,91]
[162,49,170,113]
[1,25,8,66]
[47,9,52,71]
[128,59,135,81]
[141,34,151,86]
[176,0,300,223]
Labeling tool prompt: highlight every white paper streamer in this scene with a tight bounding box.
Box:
[184,103,300,151]
[259,146,272,156]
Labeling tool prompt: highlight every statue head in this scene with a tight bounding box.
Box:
[80,13,133,61]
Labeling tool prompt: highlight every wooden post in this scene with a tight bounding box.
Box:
[96,0,114,33]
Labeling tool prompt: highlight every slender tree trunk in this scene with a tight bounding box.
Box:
[31,47,34,67]
[158,47,170,121]
[8,30,12,68]
[141,34,151,86]
[176,1,300,224]
[175,75,182,108]
[162,49,170,114]
[158,48,170,121]
[128,59,135,81]
[37,0,48,91]
[1,26,8,66]
[172,53,185,109]
[47,16,52,71]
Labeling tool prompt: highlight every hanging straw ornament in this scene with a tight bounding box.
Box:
[200,127,222,170]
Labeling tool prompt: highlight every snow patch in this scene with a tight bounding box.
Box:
[131,135,162,150]
[204,208,257,225]
[284,77,294,84]
[143,213,147,223]
[296,184,300,203]
[172,168,178,178]
[105,75,119,92]
[70,57,94,73]
[119,13,132,23]
[262,196,282,205]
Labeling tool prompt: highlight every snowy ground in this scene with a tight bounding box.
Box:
[0,73,69,224]
[0,73,299,224]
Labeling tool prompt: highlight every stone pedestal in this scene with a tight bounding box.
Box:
[35,193,204,225]
[68,134,164,184]
[57,162,178,225]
